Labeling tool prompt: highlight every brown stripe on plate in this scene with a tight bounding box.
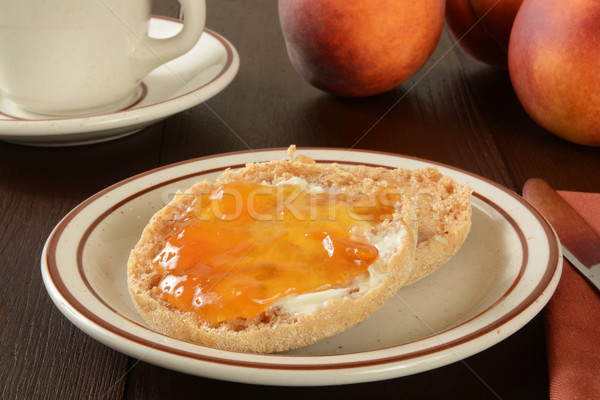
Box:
[44,148,560,370]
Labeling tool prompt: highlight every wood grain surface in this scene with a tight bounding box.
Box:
[1,0,598,398]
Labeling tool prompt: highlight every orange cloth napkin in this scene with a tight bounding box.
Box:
[544,191,600,400]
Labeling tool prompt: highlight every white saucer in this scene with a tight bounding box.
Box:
[0,17,240,147]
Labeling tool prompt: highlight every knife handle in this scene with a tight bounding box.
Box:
[523,178,600,268]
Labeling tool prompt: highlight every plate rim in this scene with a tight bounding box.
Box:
[41,147,562,383]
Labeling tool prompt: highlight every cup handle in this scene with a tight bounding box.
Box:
[133,0,206,78]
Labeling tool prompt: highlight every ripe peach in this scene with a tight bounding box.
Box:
[278,0,445,97]
[508,0,600,146]
[445,0,523,67]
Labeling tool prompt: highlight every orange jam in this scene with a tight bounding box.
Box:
[153,181,400,323]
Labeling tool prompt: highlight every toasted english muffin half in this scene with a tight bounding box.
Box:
[220,146,472,286]
[392,167,472,285]
[127,150,418,353]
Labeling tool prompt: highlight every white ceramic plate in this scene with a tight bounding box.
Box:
[0,17,239,147]
[41,148,561,386]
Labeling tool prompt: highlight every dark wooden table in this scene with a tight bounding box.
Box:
[1,1,598,398]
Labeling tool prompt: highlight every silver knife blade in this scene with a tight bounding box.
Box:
[562,247,600,290]
[523,178,600,292]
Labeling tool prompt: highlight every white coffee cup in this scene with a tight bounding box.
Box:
[0,0,206,116]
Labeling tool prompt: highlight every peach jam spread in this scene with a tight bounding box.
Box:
[153,180,399,323]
